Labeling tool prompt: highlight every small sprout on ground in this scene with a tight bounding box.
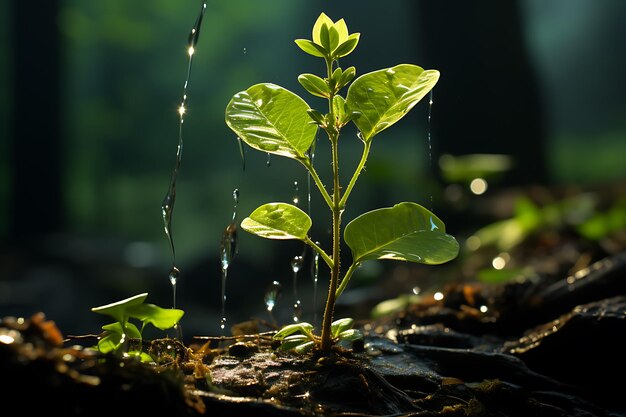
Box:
[273,318,362,353]
[91,293,184,361]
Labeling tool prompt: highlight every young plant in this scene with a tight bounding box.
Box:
[225,13,459,352]
[91,293,184,361]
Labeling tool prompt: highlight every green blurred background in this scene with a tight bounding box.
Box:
[1,0,625,337]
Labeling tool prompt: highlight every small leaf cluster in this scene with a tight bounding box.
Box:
[295,13,360,61]
[91,293,184,361]
[273,318,362,353]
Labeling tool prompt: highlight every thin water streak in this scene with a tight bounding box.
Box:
[219,189,239,334]
[161,1,207,316]
[427,89,434,210]
[311,242,320,326]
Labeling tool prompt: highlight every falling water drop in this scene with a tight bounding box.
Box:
[264,280,282,325]
[243,47,247,55]
[292,180,299,206]
[293,300,302,323]
[266,152,271,167]
[310,243,320,326]
[232,188,240,221]
[236,137,246,171]
[291,255,304,322]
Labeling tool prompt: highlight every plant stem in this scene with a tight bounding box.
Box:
[320,57,341,352]
[301,159,333,209]
[335,261,360,298]
[304,237,333,269]
[339,140,371,208]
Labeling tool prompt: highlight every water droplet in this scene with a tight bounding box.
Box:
[291,255,304,273]
[264,281,282,312]
[291,254,305,323]
[434,291,444,301]
[231,188,240,221]
[220,222,237,272]
[412,286,420,295]
[292,180,300,206]
[266,152,271,167]
[243,47,247,55]
[311,245,320,326]
[169,266,180,286]
[236,137,246,171]
[293,300,302,322]
[219,221,237,335]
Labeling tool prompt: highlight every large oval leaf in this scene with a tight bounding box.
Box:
[344,202,459,264]
[345,65,439,141]
[241,203,312,240]
[225,83,317,160]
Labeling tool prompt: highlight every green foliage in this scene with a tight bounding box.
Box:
[273,319,362,353]
[225,13,458,353]
[345,64,440,142]
[345,202,459,264]
[241,203,312,240]
[91,293,184,360]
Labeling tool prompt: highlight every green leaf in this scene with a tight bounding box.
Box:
[242,203,312,241]
[337,66,356,90]
[226,83,317,160]
[306,108,325,125]
[312,13,334,45]
[331,318,353,338]
[338,329,363,341]
[91,293,148,324]
[102,321,142,339]
[273,322,314,340]
[333,19,349,44]
[127,304,184,330]
[294,341,315,353]
[333,33,360,58]
[98,321,142,354]
[344,202,459,264]
[332,95,346,123]
[294,39,326,58]
[328,25,340,52]
[97,333,121,354]
[319,23,331,51]
[298,73,330,98]
[346,64,439,141]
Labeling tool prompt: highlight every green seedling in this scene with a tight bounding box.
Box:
[226,13,459,352]
[91,292,184,361]
[273,318,363,353]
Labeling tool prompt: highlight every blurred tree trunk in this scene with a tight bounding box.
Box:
[416,1,547,186]
[10,0,63,244]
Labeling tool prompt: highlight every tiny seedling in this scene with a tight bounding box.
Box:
[91,292,184,361]
[226,13,459,352]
